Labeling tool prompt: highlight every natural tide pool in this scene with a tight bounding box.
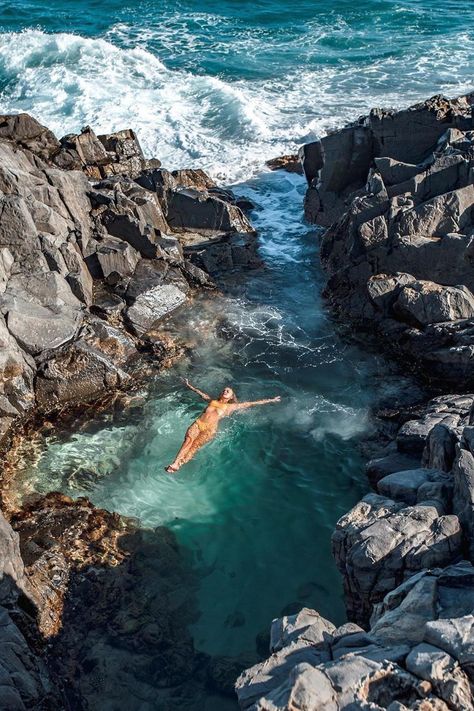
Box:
[13,171,401,705]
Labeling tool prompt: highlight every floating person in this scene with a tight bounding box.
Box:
[165,379,281,473]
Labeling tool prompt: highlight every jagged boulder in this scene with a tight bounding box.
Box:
[368,276,474,327]
[304,94,474,385]
[304,94,474,226]
[123,259,189,336]
[377,468,452,509]
[237,561,474,710]
[0,113,60,161]
[165,187,254,234]
[54,125,160,179]
[33,316,142,411]
[332,494,462,624]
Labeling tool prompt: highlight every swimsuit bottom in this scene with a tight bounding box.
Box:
[195,418,214,433]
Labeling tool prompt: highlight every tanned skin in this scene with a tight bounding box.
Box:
[165,379,280,473]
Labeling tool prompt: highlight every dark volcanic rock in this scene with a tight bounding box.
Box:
[303,93,474,386]
[166,187,254,234]
[0,113,60,161]
[0,112,256,443]
[0,509,62,708]
[265,154,303,174]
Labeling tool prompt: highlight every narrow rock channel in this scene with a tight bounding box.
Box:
[4,152,406,709]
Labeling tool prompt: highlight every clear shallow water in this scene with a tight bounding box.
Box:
[15,172,397,660]
[0,1,473,181]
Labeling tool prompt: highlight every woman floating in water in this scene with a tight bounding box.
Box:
[165,379,281,473]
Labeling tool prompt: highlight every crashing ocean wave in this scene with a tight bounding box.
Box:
[0,24,473,182]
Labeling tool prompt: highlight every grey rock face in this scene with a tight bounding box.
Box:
[0,113,60,161]
[304,94,473,227]
[0,511,59,708]
[453,438,474,561]
[332,494,462,624]
[0,112,258,443]
[236,562,474,710]
[305,93,474,385]
[54,125,160,179]
[377,468,452,509]
[166,187,254,234]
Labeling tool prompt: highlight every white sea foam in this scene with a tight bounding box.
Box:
[0,28,473,183]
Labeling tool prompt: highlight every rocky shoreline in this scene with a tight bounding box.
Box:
[0,113,260,708]
[237,95,474,709]
[2,94,474,710]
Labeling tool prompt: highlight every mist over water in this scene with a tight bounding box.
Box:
[15,172,397,660]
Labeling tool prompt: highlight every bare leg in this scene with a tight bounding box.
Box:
[166,424,199,473]
[165,424,215,472]
[178,429,215,466]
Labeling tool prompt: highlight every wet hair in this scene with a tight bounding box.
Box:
[220,387,238,403]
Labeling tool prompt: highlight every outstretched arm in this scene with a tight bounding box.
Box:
[229,396,281,411]
[182,378,211,401]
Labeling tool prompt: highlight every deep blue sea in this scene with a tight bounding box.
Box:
[2,3,473,709]
[1,0,473,181]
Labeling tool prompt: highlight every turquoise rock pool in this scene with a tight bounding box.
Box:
[14,171,402,706]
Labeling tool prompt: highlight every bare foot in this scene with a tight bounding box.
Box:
[165,465,179,474]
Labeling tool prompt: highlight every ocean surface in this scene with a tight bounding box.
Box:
[2,1,473,708]
[1,0,473,182]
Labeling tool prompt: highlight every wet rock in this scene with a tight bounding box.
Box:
[265,154,303,174]
[11,492,133,637]
[166,187,254,234]
[34,318,139,410]
[124,259,189,336]
[182,231,260,274]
